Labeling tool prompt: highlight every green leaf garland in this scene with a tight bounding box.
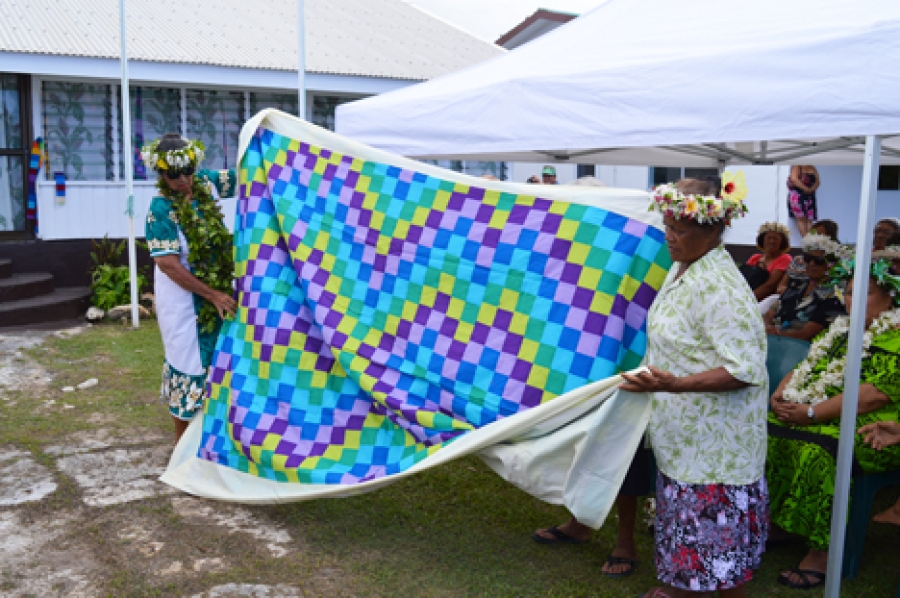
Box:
[157,176,235,333]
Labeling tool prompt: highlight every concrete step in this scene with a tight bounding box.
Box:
[0,272,55,303]
[0,259,12,279]
[0,287,91,328]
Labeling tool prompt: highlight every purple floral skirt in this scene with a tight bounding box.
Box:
[655,472,768,592]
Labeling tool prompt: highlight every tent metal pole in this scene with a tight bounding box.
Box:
[297,0,306,119]
[119,0,139,329]
[823,134,881,597]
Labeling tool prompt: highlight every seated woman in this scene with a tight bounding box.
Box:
[874,218,900,251]
[763,248,845,342]
[766,258,900,589]
[779,220,841,291]
[742,221,792,301]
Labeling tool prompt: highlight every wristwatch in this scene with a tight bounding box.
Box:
[807,405,816,421]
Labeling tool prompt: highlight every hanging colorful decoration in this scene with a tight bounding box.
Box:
[27,137,45,231]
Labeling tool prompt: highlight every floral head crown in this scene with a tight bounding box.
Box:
[802,232,853,262]
[649,171,749,224]
[757,221,790,239]
[140,137,205,172]
[829,257,900,306]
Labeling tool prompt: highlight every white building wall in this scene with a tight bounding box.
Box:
[722,165,900,247]
[595,166,649,190]
[36,182,236,240]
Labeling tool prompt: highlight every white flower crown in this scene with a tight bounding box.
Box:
[757,221,790,239]
[140,138,206,172]
[802,232,853,261]
[648,171,749,224]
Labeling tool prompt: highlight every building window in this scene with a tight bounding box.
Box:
[878,166,900,191]
[117,86,182,180]
[651,166,718,187]
[186,89,244,170]
[249,92,299,117]
[421,159,507,180]
[42,81,114,181]
[576,164,595,178]
[312,95,362,131]
[0,73,28,232]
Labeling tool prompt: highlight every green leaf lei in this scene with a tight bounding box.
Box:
[157,176,235,333]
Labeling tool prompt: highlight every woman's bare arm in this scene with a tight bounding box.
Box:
[808,166,821,192]
[754,269,786,301]
[772,383,889,424]
[621,365,749,394]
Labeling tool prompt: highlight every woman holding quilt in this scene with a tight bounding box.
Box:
[621,175,769,598]
[142,133,236,443]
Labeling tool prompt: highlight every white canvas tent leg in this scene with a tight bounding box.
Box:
[119,0,139,329]
[824,135,881,597]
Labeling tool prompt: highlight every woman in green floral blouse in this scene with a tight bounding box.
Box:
[767,258,900,590]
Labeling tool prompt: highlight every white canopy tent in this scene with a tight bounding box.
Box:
[337,0,900,594]
[336,0,900,167]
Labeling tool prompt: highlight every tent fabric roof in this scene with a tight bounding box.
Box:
[337,0,900,164]
[0,0,502,81]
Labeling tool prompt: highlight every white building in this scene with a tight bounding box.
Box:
[0,0,502,244]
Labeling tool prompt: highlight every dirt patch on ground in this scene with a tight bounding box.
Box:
[0,326,358,597]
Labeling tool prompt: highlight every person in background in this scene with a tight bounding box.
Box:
[874,218,900,251]
[767,258,900,590]
[787,165,820,237]
[541,165,558,185]
[627,176,767,598]
[142,133,237,444]
[741,222,792,301]
[763,248,845,342]
[778,219,841,295]
[873,232,900,273]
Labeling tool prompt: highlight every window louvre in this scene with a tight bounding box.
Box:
[249,92,299,118]
[42,81,114,181]
[186,89,243,170]
[117,86,182,180]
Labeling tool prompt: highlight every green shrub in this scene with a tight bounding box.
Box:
[90,264,148,310]
[88,236,149,310]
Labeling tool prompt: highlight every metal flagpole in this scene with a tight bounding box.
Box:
[119,0,140,328]
[297,0,306,119]
[824,135,882,597]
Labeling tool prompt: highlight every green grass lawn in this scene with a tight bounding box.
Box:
[7,322,900,596]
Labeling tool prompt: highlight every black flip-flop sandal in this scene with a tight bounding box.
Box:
[777,568,826,590]
[603,555,638,578]
[531,525,589,544]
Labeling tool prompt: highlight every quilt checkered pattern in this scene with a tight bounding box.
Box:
[199,126,671,484]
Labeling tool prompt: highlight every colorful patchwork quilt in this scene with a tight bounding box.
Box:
[163,111,671,501]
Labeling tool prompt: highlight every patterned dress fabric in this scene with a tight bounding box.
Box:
[198,127,672,485]
[767,328,900,550]
[145,169,231,420]
[655,472,768,592]
[787,171,818,220]
[770,277,846,331]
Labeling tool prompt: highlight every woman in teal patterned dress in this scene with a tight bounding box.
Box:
[142,133,237,443]
[767,258,900,590]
